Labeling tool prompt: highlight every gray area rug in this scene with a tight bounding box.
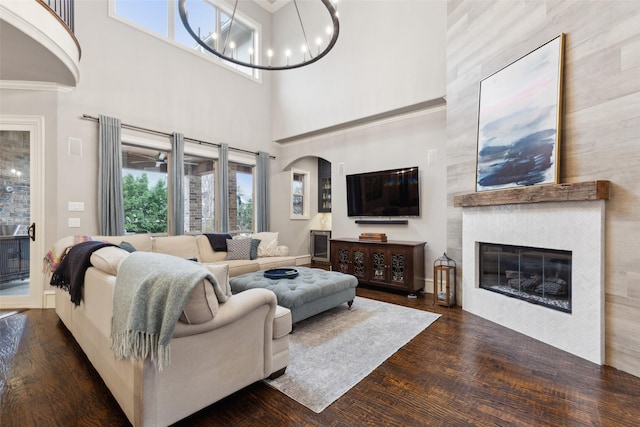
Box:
[265,296,440,413]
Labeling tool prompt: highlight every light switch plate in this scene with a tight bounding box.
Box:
[68,202,85,212]
[68,218,81,228]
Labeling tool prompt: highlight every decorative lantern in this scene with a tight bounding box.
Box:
[433,253,456,307]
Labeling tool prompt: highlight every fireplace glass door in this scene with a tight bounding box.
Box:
[479,243,572,313]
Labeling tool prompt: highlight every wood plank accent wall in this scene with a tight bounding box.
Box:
[446,1,640,377]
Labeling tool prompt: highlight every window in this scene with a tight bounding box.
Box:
[183,154,215,233]
[122,145,168,233]
[111,0,260,79]
[291,168,310,219]
[229,162,254,234]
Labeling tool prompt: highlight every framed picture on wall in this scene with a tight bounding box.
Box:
[475,33,565,192]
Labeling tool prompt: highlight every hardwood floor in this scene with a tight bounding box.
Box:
[2,286,640,426]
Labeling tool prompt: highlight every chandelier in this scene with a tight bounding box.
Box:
[178,0,340,71]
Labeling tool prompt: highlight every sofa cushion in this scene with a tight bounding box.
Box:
[153,235,199,260]
[196,235,227,263]
[90,246,131,276]
[250,232,279,257]
[225,238,252,260]
[208,260,260,277]
[93,234,153,252]
[179,279,219,324]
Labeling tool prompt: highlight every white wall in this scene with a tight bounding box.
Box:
[52,0,274,237]
[271,0,447,141]
[271,105,448,284]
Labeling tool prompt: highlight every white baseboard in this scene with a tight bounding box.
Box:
[44,290,56,308]
[296,255,312,265]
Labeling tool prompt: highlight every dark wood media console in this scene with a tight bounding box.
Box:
[331,238,426,293]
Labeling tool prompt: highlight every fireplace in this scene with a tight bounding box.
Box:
[479,243,572,313]
[458,199,605,364]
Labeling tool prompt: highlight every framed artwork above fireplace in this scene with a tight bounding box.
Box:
[475,33,565,192]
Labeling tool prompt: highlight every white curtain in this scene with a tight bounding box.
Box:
[98,115,125,235]
[170,132,184,235]
[256,151,270,232]
[218,143,229,232]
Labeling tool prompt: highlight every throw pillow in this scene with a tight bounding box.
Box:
[250,239,261,260]
[250,232,279,257]
[204,263,232,300]
[225,238,252,260]
[90,246,131,276]
[179,279,218,325]
[119,241,136,253]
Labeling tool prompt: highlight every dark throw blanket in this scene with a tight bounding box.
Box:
[50,240,115,305]
[205,233,232,252]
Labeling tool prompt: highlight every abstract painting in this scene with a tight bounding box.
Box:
[476,34,564,192]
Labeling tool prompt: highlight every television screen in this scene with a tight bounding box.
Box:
[346,167,420,217]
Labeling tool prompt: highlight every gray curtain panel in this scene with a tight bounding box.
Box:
[170,133,185,235]
[219,143,230,232]
[256,151,270,232]
[98,115,125,236]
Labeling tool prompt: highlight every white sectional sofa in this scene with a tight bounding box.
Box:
[52,233,295,427]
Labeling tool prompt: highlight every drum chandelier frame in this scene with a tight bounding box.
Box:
[178,0,340,71]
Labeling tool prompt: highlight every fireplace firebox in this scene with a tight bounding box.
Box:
[479,243,572,313]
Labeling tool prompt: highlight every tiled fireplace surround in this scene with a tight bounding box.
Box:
[458,187,606,365]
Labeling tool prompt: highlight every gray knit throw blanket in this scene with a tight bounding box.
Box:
[111,252,230,371]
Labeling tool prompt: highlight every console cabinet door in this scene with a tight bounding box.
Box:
[332,242,368,281]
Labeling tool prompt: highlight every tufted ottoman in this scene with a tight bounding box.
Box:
[229,267,358,323]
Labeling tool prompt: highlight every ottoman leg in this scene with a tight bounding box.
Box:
[347,300,354,310]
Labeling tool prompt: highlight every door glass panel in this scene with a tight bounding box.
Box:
[0,131,30,297]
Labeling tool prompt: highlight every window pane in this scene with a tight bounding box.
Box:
[175,0,216,50]
[122,145,168,233]
[184,154,215,233]
[230,162,253,234]
[292,195,303,215]
[220,11,254,65]
[293,174,304,195]
[115,0,168,37]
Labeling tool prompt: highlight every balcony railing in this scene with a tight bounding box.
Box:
[37,0,74,33]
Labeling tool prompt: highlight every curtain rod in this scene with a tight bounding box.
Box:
[81,114,275,159]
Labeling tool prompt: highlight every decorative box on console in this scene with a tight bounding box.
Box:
[358,233,387,242]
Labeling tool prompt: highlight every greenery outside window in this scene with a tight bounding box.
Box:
[291,168,310,219]
[122,145,169,233]
[111,0,260,79]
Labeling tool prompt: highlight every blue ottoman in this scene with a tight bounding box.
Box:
[229,267,358,323]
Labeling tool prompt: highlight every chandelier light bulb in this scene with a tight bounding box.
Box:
[326,26,333,36]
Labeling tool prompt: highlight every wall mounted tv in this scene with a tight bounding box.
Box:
[346,167,420,217]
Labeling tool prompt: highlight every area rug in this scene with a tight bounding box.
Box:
[265,296,440,413]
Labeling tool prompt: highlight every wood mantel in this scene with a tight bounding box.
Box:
[453,181,610,208]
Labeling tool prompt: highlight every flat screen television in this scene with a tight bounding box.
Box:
[346,167,420,217]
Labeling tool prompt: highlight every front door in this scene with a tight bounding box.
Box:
[0,116,45,309]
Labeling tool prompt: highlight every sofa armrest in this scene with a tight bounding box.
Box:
[172,288,278,338]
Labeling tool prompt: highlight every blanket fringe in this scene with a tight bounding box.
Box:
[112,331,171,371]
